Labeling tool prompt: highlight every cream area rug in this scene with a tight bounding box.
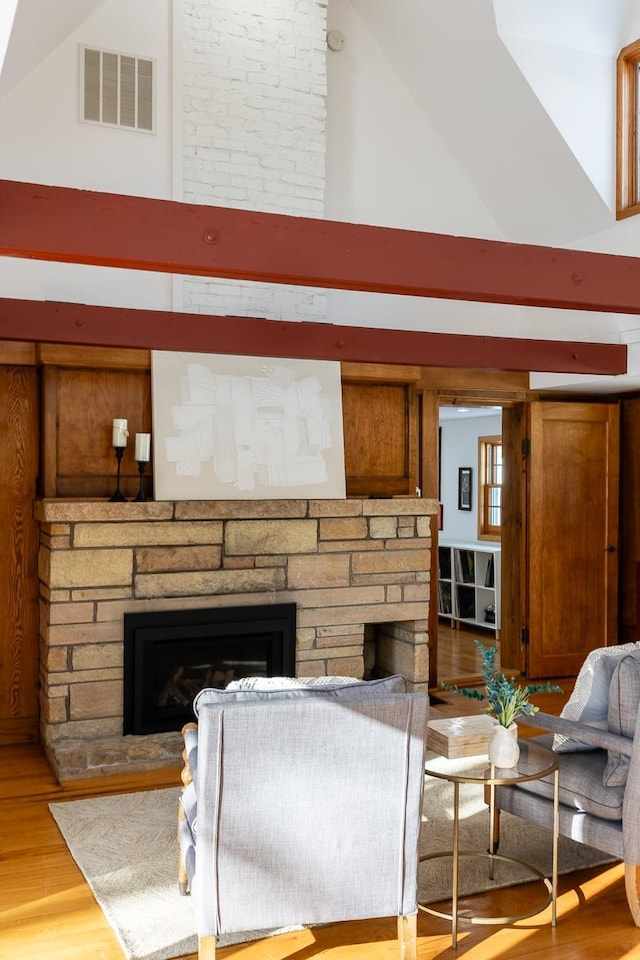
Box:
[49,755,617,960]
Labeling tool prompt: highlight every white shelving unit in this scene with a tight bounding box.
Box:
[437,540,501,633]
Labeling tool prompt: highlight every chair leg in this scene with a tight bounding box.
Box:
[397,914,417,960]
[625,862,640,926]
[199,935,216,959]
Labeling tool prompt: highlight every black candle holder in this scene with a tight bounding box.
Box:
[110,446,126,502]
[134,460,149,502]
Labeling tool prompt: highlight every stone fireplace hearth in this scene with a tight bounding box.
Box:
[36,497,437,780]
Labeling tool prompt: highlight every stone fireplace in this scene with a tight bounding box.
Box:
[36,496,436,780]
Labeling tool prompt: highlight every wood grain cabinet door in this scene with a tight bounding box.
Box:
[341,380,417,497]
[527,400,619,678]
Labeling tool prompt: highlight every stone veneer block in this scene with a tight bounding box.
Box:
[135,566,285,598]
[35,500,174,522]
[222,556,256,569]
[416,516,432,537]
[298,601,427,628]
[352,549,430,575]
[316,624,365,638]
[136,545,222,573]
[300,644,364,662]
[287,554,351,589]
[309,500,363,517]
[72,644,123,671]
[49,523,72,535]
[49,549,133,589]
[50,668,122,686]
[385,538,431,552]
[45,601,95,625]
[46,715,124,742]
[73,521,223,547]
[294,585,385,609]
[315,631,365,649]
[369,517,398,539]
[225,519,318,555]
[319,539,384,553]
[45,621,121,647]
[403,583,431,602]
[42,694,69,724]
[175,500,308,520]
[362,498,437,516]
[71,587,132,601]
[326,655,364,676]
[43,646,69,672]
[69,680,122,720]
[318,517,368,540]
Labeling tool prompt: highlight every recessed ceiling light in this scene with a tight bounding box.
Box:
[456,407,470,413]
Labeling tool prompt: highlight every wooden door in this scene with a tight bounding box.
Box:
[0,366,40,744]
[527,401,619,678]
[499,403,528,675]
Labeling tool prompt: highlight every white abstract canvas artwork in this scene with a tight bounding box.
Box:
[151,351,347,500]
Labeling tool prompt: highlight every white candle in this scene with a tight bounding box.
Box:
[112,418,129,447]
[135,433,151,462]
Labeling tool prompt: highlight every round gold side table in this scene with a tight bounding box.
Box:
[420,738,559,948]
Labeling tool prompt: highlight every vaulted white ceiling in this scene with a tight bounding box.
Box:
[2,0,640,392]
[0,0,107,97]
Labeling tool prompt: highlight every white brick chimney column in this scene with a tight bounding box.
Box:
[181,0,328,322]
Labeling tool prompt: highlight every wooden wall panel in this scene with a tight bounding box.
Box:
[0,366,40,744]
[45,366,152,499]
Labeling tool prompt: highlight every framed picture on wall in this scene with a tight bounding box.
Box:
[458,467,472,511]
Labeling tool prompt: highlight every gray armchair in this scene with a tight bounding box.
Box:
[178,675,429,960]
[495,646,640,925]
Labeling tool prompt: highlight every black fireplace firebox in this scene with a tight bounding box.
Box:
[123,603,296,735]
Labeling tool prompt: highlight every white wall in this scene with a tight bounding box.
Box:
[0,0,173,310]
[439,413,502,545]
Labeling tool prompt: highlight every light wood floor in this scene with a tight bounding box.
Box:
[1,631,636,960]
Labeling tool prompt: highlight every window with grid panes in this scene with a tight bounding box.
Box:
[478,436,502,540]
[616,39,640,219]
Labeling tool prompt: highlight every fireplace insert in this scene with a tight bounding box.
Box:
[123,603,296,735]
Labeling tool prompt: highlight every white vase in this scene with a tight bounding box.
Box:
[488,721,520,767]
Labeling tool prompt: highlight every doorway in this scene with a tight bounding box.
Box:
[435,403,503,685]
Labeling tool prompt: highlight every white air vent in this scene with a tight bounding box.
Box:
[81,46,154,132]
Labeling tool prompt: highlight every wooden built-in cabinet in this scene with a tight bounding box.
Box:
[40,346,152,499]
[341,364,420,497]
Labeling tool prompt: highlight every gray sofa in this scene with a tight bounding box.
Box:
[178,674,429,960]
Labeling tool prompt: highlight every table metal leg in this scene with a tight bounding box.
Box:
[488,766,496,881]
[452,780,460,948]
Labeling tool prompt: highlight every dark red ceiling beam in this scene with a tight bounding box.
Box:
[0,298,626,374]
[1,179,640,314]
